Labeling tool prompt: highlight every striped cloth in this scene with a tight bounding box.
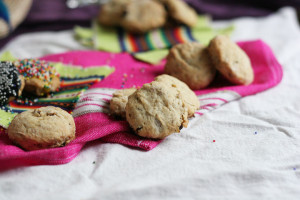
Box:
[75,16,234,54]
[0,55,115,128]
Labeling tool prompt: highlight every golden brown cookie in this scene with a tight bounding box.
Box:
[208,35,254,85]
[126,81,188,139]
[164,42,216,90]
[156,0,198,27]
[110,88,136,118]
[14,59,61,96]
[0,61,25,106]
[8,106,76,151]
[121,0,167,33]
[154,74,199,117]
[98,0,131,27]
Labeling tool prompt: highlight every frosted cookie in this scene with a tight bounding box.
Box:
[208,35,254,85]
[98,0,131,26]
[8,106,76,151]
[164,42,216,90]
[14,59,60,96]
[126,81,188,139]
[155,74,199,117]
[0,61,25,106]
[121,0,167,33]
[110,88,136,118]
[156,0,198,27]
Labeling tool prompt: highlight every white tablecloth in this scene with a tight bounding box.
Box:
[1,7,300,200]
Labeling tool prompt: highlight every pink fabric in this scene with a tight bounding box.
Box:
[0,40,283,170]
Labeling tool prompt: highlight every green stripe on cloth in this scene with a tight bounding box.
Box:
[53,62,115,78]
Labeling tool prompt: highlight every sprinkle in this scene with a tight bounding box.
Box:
[293,168,296,170]
[213,140,215,142]
[93,161,96,164]
[254,132,258,135]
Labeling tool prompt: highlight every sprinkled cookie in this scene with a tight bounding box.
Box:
[164,42,216,90]
[156,0,198,27]
[98,0,131,27]
[126,81,188,139]
[121,0,167,33]
[110,88,136,118]
[155,74,200,117]
[8,106,76,151]
[0,61,25,106]
[208,35,254,85]
[14,59,60,96]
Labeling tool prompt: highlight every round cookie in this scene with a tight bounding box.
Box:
[8,106,76,151]
[110,88,136,118]
[98,0,131,27]
[121,0,167,34]
[155,74,200,117]
[14,59,60,96]
[126,81,188,139]
[156,0,198,27]
[164,42,216,90]
[0,61,25,106]
[208,35,254,85]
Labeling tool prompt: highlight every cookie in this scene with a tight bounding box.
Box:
[14,59,60,96]
[110,88,136,118]
[126,81,188,139]
[0,61,25,106]
[155,74,199,117]
[208,35,254,85]
[7,106,76,151]
[164,42,216,90]
[121,0,167,34]
[98,0,131,27]
[156,0,198,27]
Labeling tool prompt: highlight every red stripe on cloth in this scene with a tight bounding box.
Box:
[128,34,139,52]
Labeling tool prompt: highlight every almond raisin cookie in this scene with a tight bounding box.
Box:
[156,0,198,27]
[98,0,131,27]
[164,42,216,90]
[208,35,254,85]
[14,59,60,96]
[121,0,167,34]
[8,106,76,151]
[126,81,188,139]
[154,74,199,117]
[110,88,136,118]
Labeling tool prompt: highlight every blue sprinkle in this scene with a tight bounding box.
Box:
[254,132,258,135]
[293,168,296,171]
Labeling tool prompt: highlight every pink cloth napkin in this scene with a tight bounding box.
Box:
[0,40,283,170]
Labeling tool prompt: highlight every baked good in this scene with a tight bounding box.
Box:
[14,59,60,96]
[126,81,188,139]
[7,106,76,151]
[98,0,131,27]
[121,0,167,34]
[164,42,216,90]
[208,35,254,85]
[154,74,199,117]
[0,61,25,106]
[156,0,198,27]
[110,88,136,118]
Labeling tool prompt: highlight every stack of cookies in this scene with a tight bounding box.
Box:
[110,74,200,139]
[98,0,198,34]
[110,35,254,140]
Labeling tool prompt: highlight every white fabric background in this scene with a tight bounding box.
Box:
[1,7,300,200]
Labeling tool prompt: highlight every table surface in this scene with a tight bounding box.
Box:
[1,6,300,200]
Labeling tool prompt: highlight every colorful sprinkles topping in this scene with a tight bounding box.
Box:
[14,58,59,89]
[0,61,22,106]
